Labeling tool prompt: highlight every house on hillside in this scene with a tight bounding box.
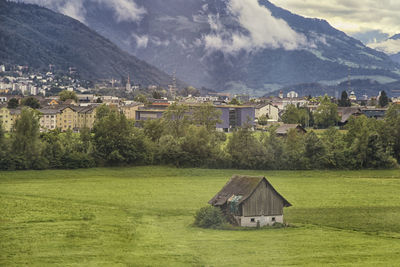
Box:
[276,124,307,136]
[209,175,292,227]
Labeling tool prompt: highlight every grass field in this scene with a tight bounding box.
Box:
[2,167,400,266]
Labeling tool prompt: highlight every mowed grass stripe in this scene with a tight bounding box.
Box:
[1,167,400,266]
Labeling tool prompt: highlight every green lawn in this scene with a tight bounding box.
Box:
[1,167,400,266]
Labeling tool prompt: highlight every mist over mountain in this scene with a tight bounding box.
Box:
[0,0,180,87]
[8,0,400,95]
[368,33,400,65]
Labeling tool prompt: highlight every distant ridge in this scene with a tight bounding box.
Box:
[0,0,183,87]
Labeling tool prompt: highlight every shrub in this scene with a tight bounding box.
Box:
[194,206,226,229]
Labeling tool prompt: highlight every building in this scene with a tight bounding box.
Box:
[120,103,143,120]
[360,107,388,119]
[271,98,308,111]
[216,105,255,132]
[38,108,59,132]
[209,175,292,227]
[57,106,78,131]
[135,102,169,122]
[337,107,362,126]
[0,105,12,131]
[349,91,357,101]
[287,91,299,98]
[77,105,98,129]
[126,75,132,92]
[0,106,21,132]
[254,103,279,121]
[276,124,307,136]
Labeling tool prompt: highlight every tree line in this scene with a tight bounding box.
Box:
[0,103,400,171]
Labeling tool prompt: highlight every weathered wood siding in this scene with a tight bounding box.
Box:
[242,180,284,216]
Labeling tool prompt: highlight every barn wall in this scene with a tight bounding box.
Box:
[242,180,284,216]
[240,215,283,227]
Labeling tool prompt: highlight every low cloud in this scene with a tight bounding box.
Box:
[201,0,308,54]
[13,0,146,23]
[132,34,149,48]
[94,0,146,23]
[368,39,400,55]
[269,0,400,37]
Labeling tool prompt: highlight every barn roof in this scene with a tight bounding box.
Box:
[276,124,306,135]
[208,175,292,207]
[337,107,362,123]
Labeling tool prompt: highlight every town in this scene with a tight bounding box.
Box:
[1,64,399,134]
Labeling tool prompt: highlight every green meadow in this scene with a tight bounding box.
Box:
[1,167,400,266]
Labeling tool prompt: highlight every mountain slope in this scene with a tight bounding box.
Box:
[0,0,179,87]
[73,0,400,94]
[368,33,400,64]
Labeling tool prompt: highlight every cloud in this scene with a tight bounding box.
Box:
[368,39,400,55]
[13,0,146,23]
[269,0,400,37]
[94,0,146,23]
[132,34,149,48]
[201,0,308,54]
[58,1,87,22]
[11,0,87,22]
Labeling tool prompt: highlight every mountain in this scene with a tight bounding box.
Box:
[368,33,400,64]
[388,35,400,64]
[0,0,181,87]
[43,0,400,95]
[267,79,400,99]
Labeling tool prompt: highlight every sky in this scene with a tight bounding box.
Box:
[269,0,400,43]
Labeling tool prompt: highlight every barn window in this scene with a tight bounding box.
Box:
[250,218,255,222]
[271,217,276,222]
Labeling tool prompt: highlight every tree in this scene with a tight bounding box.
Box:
[281,104,310,127]
[304,131,326,169]
[59,90,78,102]
[134,94,148,104]
[261,128,284,169]
[379,90,389,107]
[320,127,349,169]
[79,127,91,154]
[225,125,267,169]
[180,86,200,97]
[229,98,240,105]
[383,105,400,162]
[282,129,306,170]
[152,91,162,99]
[162,103,190,137]
[21,97,40,109]
[192,103,222,132]
[257,114,269,126]
[338,91,351,107]
[92,108,150,165]
[180,125,220,166]
[11,108,45,169]
[7,98,19,109]
[143,119,164,142]
[314,96,339,128]
[345,115,395,168]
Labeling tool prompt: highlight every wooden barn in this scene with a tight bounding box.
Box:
[208,175,291,227]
